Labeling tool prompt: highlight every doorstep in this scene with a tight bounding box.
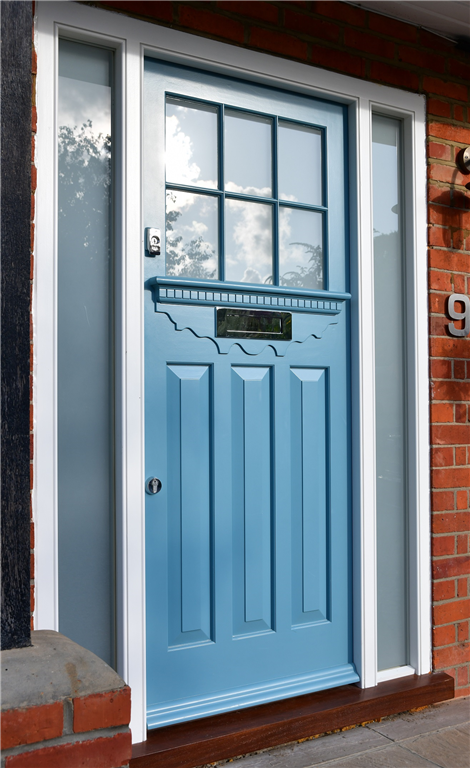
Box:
[130,672,454,768]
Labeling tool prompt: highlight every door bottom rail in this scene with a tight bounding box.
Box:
[146,664,359,729]
[130,671,454,768]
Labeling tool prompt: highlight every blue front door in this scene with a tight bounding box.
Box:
[144,60,357,728]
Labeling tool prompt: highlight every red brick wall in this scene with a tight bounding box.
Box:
[429,122,470,696]
[33,0,469,695]
[1,686,131,767]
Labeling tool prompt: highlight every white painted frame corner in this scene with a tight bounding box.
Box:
[34,0,429,744]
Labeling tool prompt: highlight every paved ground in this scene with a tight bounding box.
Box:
[213,696,470,768]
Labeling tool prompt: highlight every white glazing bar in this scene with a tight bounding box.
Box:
[376,664,416,683]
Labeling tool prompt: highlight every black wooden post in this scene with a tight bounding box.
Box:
[1,0,33,650]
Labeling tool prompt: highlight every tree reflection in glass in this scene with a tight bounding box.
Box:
[279,207,323,289]
[166,190,218,280]
[58,121,111,259]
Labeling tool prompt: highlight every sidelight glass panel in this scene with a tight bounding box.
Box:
[225,198,273,284]
[58,39,114,666]
[166,97,218,189]
[372,114,408,671]
[278,121,322,206]
[279,207,323,289]
[225,110,272,197]
[166,190,218,279]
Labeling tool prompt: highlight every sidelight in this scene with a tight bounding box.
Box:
[57,39,115,667]
[372,114,409,672]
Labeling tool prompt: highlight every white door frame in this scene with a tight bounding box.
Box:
[34,1,429,743]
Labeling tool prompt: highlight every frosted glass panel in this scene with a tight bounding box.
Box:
[372,114,408,671]
[278,121,322,206]
[166,97,218,189]
[225,199,273,284]
[225,110,272,197]
[279,207,323,289]
[58,39,114,667]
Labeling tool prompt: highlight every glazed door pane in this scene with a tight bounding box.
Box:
[224,110,273,197]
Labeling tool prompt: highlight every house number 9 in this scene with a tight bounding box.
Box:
[448,293,470,338]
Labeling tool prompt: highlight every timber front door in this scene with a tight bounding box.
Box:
[143,60,357,729]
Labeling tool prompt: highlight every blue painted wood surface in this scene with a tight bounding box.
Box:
[144,60,357,728]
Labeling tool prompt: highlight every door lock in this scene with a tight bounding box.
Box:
[146,477,162,495]
[145,228,161,257]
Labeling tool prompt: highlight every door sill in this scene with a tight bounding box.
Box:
[130,671,454,768]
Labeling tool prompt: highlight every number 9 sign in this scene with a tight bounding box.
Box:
[448,294,470,338]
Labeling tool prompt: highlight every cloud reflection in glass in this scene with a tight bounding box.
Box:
[166,97,218,189]
[225,110,272,197]
[225,199,273,284]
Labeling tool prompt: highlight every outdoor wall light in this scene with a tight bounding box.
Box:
[457,146,470,174]
[457,147,470,190]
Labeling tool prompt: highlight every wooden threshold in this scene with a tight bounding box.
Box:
[130,672,454,768]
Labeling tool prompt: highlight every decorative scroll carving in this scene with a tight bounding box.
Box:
[155,305,340,357]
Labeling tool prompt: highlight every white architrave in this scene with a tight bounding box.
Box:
[35,1,429,744]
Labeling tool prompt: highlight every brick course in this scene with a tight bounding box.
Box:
[34,0,469,702]
[4,732,132,768]
[73,688,132,734]
[1,702,63,750]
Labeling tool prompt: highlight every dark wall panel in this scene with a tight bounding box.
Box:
[1,1,33,650]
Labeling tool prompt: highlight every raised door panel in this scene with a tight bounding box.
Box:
[167,364,213,647]
[232,366,274,636]
[290,368,328,627]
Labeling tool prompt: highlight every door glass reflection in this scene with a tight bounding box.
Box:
[225,199,273,284]
[279,207,323,289]
[166,190,218,279]
[278,122,322,206]
[166,97,218,189]
[225,110,272,197]
[58,39,114,668]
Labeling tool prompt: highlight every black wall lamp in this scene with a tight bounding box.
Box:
[457,147,470,190]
